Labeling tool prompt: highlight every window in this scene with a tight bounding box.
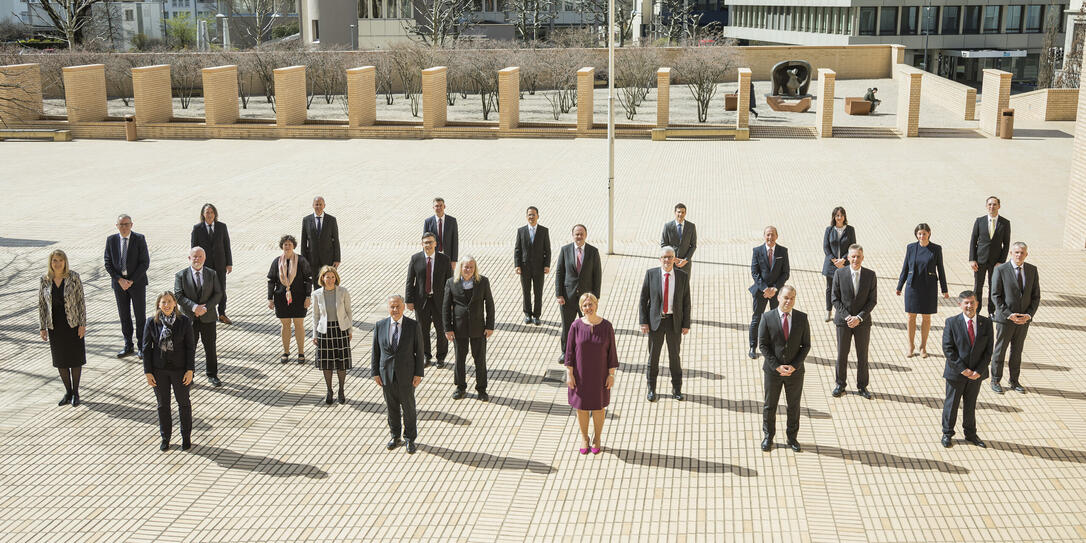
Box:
[1024,5,1043,32]
[983,6,1001,33]
[941,6,960,34]
[859,7,876,35]
[921,6,938,34]
[962,5,981,33]
[124,9,134,21]
[900,6,918,35]
[879,7,897,35]
[1005,5,1023,32]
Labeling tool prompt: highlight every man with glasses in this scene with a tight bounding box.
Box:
[104,214,150,359]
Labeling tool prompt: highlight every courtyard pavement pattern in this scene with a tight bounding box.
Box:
[1,128,1085,542]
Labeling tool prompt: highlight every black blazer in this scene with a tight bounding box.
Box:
[514,224,551,269]
[822,225,856,277]
[371,317,425,387]
[990,261,1040,323]
[423,214,459,263]
[443,276,496,338]
[831,266,877,326]
[638,267,691,332]
[104,232,150,286]
[757,308,811,373]
[173,267,222,323]
[749,244,790,295]
[142,314,196,373]
[266,256,312,300]
[554,243,602,300]
[405,251,451,309]
[301,213,341,268]
[895,242,948,293]
[942,314,994,381]
[660,220,697,262]
[968,215,1011,267]
[190,221,232,271]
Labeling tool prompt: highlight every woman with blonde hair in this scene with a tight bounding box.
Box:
[443,255,495,401]
[142,291,196,451]
[38,249,87,407]
[267,235,312,363]
[311,265,353,405]
[565,293,618,455]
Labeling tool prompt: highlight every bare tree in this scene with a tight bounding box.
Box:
[28,0,101,48]
[504,0,559,42]
[1037,12,1061,89]
[575,0,635,46]
[1055,5,1086,89]
[539,47,593,120]
[389,42,436,117]
[460,46,503,120]
[615,46,659,120]
[307,49,347,108]
[676,42,737,122]
[224,0,291,47]
[407,0,475,46]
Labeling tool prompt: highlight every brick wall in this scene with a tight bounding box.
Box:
[1064,52,1086,249]
[577,67,594,133]
[916,69,977,121]
[737,68,751,129]
[62,64,108,123]
[816,68,835,138]
[346,66,376,127]
[422,66,447,131]
[131,65,173,124]
[979,69,1011,137]
[1009,88,1079,121]
[273,65,307,127]
[656,68,670,128]
[895,65,922,137]
[202,65,240,126]
[498,67,519,131]
[0,63,43,123]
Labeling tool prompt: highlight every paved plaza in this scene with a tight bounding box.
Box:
[1,127,1085,542]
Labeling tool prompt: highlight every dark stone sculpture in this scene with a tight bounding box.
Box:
[771,60,812,97]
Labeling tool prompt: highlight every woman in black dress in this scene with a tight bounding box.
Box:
[38,250,87,407]
[896,223,949,358]
[143,291,196,451]
[822,207,856,322]
[268,235,312,363]
[311,265,353,405]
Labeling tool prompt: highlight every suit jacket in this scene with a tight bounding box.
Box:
[300,213,341,269]
[104,232,150,286]
[638,267,691,332]
[968,215,1011,266]
[190,221,232,271]
[443,276,496,338]
[990,261,1040,324]
[424,214,459,263]
[406,251,452,309]
[38,272,87,330]
[749,244,790,295]
[757,308,811,373]
[554,243,602,300]
[173,266,222,323]
[515,224,551,270]
[371,316,425,386]
[831,266,877,327]
[822,225,856,277]
[142,314,196,373]
[311,286,353,336]
[895,242,948,293]
[661,220,697,262]
[942,313,994,381]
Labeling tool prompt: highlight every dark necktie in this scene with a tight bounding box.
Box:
[663,272,670,314]
[208,224,213,237]
[967,318,975,346]
[391,321,400,350]
[437,219,444,252]
[1016,266,1024,291]
[767,246,774,271]
[195,270,203,292]
[677,222,683,240]
[783,313,790,341]
[119,237,128,273]
[425,256,433,294]
[316,216,322,237]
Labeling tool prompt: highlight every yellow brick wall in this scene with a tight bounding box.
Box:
[897,70,922,137]
[1011,88,1079,121]
[0,63,43,123]
[273,65,307,127]
[737,68,751,129]
[656,68,670,128]
[913,68,977,121]
[202,65,239,126]
[62,64,108,123]
[498,67,519,131]
[422,66,447,131]
[131,64,173,124]
[346,66,376,127]
[1066,51,1086,249]
[577,67,594,133]
[816,68,835,138]
[979,69,1011,137]
[735,44,893,81]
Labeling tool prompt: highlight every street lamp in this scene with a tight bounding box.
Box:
[606,0,615,254]
[216,13,231,50]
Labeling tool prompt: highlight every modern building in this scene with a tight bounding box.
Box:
[723,1,1068,85]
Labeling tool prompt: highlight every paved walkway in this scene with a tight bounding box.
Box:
[1,131,1084,542]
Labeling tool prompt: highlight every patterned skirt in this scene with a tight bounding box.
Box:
[315,320,352,370]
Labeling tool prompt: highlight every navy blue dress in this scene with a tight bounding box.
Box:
[896,242,948,314]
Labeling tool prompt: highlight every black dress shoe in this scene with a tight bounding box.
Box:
[337,389,346,404]
[858,388,873,400]
[136,351,143,360]
[435,360,445,369]
[558,354,566,364]
[116,347,134,358]
[523,316,532,324]
[325,390,334,405]
[452,389,466,400]
[1010,383,1025,394]
[748,348,759,359]
[831,385,845,397]
[386,438,403,450]
[672,390,684,401]
[965,436,987,448]
[209,377,222,387]
[941,435,952,448]
[405,439,417,454]
[70,393,80,407]
[426,358,434,367]
[991,382,1004,394]
[532,317,541,326]
[477,392,489,402]
[787,440,801,452]
[160,440,170,451]
[760,437,772,452]
[58,392,72,406]
[647,390,657,402]
[181,440,192,451]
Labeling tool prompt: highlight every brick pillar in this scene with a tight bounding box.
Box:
[896,70,922,137]
[737,68,751,129]
[62,64,108,123]
[346,66,376,127]
[979,69,1012,137]
[577,67,594,134]
[131,64,173,124]
[498,67,519,131]
[422,66,447,132]
[0,63,43,123]
[656,67,670,128]
[202,65,239,126]
[816,68,835,138]
[273,65,307,127]
[1064,53,1086,249]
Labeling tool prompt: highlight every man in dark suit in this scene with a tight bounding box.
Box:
[104,214,150,359]
[514,206,551,325]
[748,226,789,359]
[424,197,458,271]
[173,247,223,387]
[757,285,810,453]
[190,203,233,324]
[638,246,691,402]
[372,295,425,454]
[831,244,877,399]
[941,290,993,448]
[660,203,697,275]
[300,196,341,284]
[405,233,451,368]
[555,224,602,363]
[989,242,1041,394]
[968,196,1011,315]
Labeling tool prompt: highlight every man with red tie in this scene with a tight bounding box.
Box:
[638,246,691,402]
[757,285,810,452]
[941,291,994,448]
[423,198,458,271]
[406,233,452,368]
[555,224,601,364]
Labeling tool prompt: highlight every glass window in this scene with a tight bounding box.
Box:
[983,6,1001,33]
[941,6,960,34]
[900,6,918,35]
[859,7,876,35]
[1005,5,1023,32]
[1024,5,1043,32]
[962,5,981,33]
[124,9,134,21]
[922,6,938,34]
[879,7,897,35]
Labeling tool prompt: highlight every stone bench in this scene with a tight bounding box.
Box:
[766,96,811,113]
[845,98,872,115]
[0,128,72,141]
[651,126,749,141]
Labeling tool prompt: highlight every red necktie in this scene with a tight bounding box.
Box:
[767,246,774,270]
[967,318,975,346]
[783,313,790,341]
[425,256,432,294]
[576,247,583,273]
[663,272,670,314]
[437,219,444,252]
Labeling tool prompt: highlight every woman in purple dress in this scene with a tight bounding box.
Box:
[565,293,619,455]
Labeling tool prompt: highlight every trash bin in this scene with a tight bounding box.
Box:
[1000,108,1014,139]
[124,114,138,142]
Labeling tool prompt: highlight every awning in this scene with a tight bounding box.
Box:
[943,49,1028,58]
